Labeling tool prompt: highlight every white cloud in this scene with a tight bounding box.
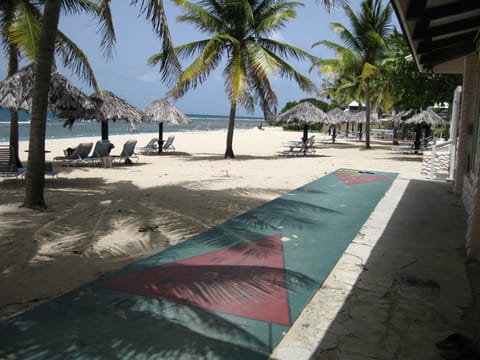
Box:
[138,71,162,83]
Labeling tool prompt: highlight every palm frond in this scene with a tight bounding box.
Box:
[224,47,249,103]
[312,0,348,12]
[259,38,318,63]
[59,0,116,59]
[253,1,300,35]
[6,1,41,61]
[169,38,225,99]
[55,30,99,90]
[260,47,316,93]
[175,0,224,34]
[133,0,181,82]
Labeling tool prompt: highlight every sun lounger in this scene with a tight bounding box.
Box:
[89,141,115,165]
[54,142,93,166]
[1,145,58,179]
[278,136,316,157]
[0,145,25,178]
[162,136,175,152]
[138,138,159,155]
[112,140,138,165]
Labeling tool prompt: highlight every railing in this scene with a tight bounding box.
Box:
[425,140,453,180]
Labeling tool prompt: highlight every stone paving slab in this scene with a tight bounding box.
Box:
[272,177,470,360]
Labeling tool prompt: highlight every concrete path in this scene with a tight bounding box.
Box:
[273,175,471,360]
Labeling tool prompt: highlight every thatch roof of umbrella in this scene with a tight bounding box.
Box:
[143,98,191,153]
[346,110,380,125]
[89,90,143,123]
[0,63,95,116]
[275,101,332,145]
[85,90,143,141]
[274,101,331,125]
[327,107,350,125]
[388,110,414,127]
[143,98,191,125]
[405,107,448,127]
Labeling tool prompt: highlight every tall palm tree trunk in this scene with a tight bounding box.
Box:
[23,0,61,209]
[7,43,22,168]
[225,101,236,159]
[365,83,371,149]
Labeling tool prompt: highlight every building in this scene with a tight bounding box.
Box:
[391,0,480,259]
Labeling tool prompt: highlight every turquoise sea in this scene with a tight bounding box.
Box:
[0,109,263,142]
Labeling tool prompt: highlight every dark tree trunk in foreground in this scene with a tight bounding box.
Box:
[8,43,22,168]
[225,101,236,159]
[23,0,61,209]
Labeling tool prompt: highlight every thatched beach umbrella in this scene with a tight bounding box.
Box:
[388,110,413,128]
[88,90,143,141]
[143,98,191,153]
[405,107,448,150]
[0,64,96,167]
[274,102,331,143]
[405,107,447,127]
[327,107,349,125]
[0,63,95,115]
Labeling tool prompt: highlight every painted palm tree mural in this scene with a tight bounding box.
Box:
[150,0,318,159]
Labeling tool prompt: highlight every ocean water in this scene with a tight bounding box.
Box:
[0,109,263,142]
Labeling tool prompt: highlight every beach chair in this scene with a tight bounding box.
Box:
[112,140,138,165]
[278,136,316,157]
[0,145,25,178]
[89,141,115,166]
[162,136,176,152]
[138,138,159,155]
[54,142,93,166]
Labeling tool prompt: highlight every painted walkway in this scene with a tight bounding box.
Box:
[0,169,396,359]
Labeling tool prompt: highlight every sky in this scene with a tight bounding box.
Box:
[0,1,398,117]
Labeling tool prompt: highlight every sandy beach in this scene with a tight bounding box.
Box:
[0,127,423,320]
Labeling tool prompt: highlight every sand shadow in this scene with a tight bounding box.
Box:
[0,177,282,320]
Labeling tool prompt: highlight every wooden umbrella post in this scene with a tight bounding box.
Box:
[158,122,164,154]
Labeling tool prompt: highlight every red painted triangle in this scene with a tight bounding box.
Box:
[95,235,291,325]
[335,171,390,185]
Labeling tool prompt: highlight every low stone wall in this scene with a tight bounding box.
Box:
[421,150,450,178]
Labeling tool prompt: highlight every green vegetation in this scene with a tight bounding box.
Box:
[384,29,462,110]
[154,0,318,159]
[311,0,393,149]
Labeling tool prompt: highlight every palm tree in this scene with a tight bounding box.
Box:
[312,0,392,148]
[150,0,318,159]
[20,0,179,209]
[4,0,115,209]
[1,0,107,168]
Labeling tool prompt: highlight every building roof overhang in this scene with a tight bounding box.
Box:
[391,0,480,74]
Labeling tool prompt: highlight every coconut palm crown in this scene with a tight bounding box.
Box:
[312,0,392,148]
[150,0,318,158]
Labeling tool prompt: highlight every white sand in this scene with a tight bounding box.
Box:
[0,127,423,319]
